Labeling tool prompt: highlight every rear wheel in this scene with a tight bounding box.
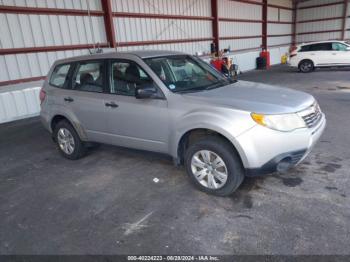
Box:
[299,60,314,73]
[185,137,244,196]
[53,120,86,160]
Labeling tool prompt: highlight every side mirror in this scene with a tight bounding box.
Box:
[135,85,158,99]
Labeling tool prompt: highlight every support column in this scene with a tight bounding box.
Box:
[341,0,349,40]
[262,0,268,50]
[101,0,116,48]
[292,0,298,46]
[211,0,219,52]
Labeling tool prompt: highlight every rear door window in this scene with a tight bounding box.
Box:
[309,43,332,51]
[49,64,71,88]
[72,61,105,93]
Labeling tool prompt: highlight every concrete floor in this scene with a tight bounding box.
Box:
[1,65,349,255]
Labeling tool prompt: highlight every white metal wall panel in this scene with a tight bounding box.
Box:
[268,7,279,21]
[296,0,346,43]
[228,51,261,72]
[0,49,91,82]
[219,38,262,51]
[219,21,262,37]
[0,14,106,48]
[268,36,292,46]
[297,31,342,43]
[111,0,211,16]
[297,19,342,33]
[268,0,292,8]
[280,9,293,22]
[0,0,102,10]
[218,0,262,20]
[269,45,289,65]
[218,0,262,53]
[115,18,212,42]
[0,86,41,124]
[110,0,212,54]
[268,23,292,35]
[298,0,342,8]
[117,41,212,54]
[297,4,343,21]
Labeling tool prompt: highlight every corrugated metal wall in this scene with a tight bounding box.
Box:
[218,0,262,51]
[267,0,293,65]
[112,0,213,54]
[0,85,41,123]
[296,0,347,43]
[0,0,106,83]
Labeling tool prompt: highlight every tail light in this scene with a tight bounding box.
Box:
[39,88,46,104]
[290,54,297,58]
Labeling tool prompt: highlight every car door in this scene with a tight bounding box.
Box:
[103,59,170,153]
[308,43,333,66]
[331,42,350,65]
[62,60,110,142]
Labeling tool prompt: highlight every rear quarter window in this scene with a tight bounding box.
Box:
[49,63,71,88]
[300,45,311,52]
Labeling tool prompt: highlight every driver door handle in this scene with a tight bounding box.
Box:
[105,102,119,108]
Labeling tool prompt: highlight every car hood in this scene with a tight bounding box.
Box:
[181,80,315,114]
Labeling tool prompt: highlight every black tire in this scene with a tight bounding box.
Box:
[299,60,314,73]
[53,120,87,160]
[185,136,245,196]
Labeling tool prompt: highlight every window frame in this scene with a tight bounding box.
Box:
[70,59,109,94]
[49,63,73,89]
[106,59,165,99]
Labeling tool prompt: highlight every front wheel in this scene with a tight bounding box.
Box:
[185,137,245,196]
[299,60,314,73]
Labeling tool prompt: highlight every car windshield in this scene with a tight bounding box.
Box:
[144,55,232,93]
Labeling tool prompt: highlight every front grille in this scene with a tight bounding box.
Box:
[301,103,322,128]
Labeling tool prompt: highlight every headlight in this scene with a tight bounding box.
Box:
[251,112,306,132]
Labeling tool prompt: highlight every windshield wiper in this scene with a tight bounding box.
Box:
[204,80,228,90]
[173,79,230,93]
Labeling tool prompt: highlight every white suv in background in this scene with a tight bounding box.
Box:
[289,40,350,73]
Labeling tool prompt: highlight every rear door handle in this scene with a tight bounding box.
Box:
[64,97,74,102]
[105,102,119,108]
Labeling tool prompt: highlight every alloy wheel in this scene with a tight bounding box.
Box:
[190,150,228,189]
[57,128,75,155]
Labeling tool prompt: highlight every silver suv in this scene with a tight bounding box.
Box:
[40,50,326,196]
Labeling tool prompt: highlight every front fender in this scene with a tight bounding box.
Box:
[169,108,256,168]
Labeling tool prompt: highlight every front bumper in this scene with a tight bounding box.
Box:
[236,114,326,177]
